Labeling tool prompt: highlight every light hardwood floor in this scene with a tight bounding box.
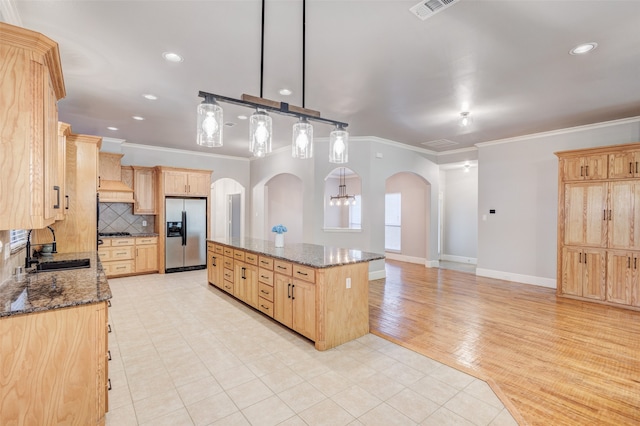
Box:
[369,260,640,426]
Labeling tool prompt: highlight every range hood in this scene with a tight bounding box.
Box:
[98,152,134,203]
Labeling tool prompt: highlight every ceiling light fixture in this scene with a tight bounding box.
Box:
[460,111,471,127]
[107,126,118,131]
[196,100,223,147]
[196,0,348,159]
[569,42,597,55]
[162,52,183,62]
[329,168,356,206]
[279,88,292,96]
[132,116,145,121]
[142,94,158,100]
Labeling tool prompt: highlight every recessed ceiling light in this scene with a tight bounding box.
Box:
[107,126,118,131]
[162,52,183,62]
[142,94,158,100]
[569,42,597,55]
[238,115,248,120]
[132,116,145,121]
[279,88,292,96]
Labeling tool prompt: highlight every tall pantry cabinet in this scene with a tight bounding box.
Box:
[0,22,66,230]
[556,143,640,310]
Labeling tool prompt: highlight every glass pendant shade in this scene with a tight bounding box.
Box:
[329,127,349,163]
[292,118,313,159]
[249,110,272,157]
[196,101,223,147]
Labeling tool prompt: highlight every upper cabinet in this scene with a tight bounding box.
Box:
[562,154,608,181]
[0,22,66,230]
[609,150,640,179]
[98,152,134,203]
[160,168,211,197]
[132,166,157,214]
[56,122,72,221]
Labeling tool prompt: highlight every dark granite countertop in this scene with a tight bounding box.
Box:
[0,251,111,318]
[208,237,385,269]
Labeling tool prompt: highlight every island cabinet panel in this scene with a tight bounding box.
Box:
[207,240,383,350]
[207,243,223,289]
[0,302,108,425]
[556,142,640,311]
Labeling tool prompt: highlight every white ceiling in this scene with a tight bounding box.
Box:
[7,0,640,159]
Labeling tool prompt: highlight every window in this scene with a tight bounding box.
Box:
[385,193,401,251]
[10,229,28,251]
[349,195,362,229]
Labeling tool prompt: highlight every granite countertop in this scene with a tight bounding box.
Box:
[208,237,385,269]
[0,251,111,318]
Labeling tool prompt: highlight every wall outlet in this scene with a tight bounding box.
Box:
[346,277,351,289]
[142,220,147,226]
[3,241,9,260]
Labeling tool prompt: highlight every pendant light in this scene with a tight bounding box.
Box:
[249,110,272,157]
[329,168,356,206]
[329,125,349,163]
[292,117,313,159]
[196,99,223,147]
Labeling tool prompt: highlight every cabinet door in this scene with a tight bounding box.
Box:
[292,279,316,341]
[608,181,640,250]
[55,122,68,221]
[208,251,222,288]
[274,273,293,328]
[136,244,158,273]
[563,155,608,181]
[164,171,188,195]
[187,173,211,196]
[564,183,607,247]
[561,247,583,296]
[607,251,633,305]
[134,168,157,214]
[234,261,247,302]
[582,249,606,300]
[632,256,640,307]
[609,152,640,179]
[244,264,259,308]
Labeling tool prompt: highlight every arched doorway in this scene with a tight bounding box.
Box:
[265,173,303,243]
[211,178,245,240]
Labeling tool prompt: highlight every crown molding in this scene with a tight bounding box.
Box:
[118,141,251,162]
[475,116,640,148]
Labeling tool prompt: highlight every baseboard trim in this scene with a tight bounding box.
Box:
[441,254,477,265]
[384,252,426,265]
[369,269,386,280]
[476,268,556,289]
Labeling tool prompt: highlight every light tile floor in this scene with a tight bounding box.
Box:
[105,270,517,426]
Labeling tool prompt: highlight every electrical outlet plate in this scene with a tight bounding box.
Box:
[346,277,351,289]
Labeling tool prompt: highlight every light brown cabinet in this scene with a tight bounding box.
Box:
[608,150,640,179]
[163,170,211,197]
[0,301,108,425]
[557,142,640,310]
[234,261,258,308]
[207,243,224,289]
[132,166,157,214]
[273,267,316,341]
[54,122,70,221]
[0,22,66,230]
[135,237,158,273]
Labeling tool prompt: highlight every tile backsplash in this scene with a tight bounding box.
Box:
[99,203,155,234]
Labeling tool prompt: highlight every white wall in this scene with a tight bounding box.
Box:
[476,117,640,288]
[442,166,478,263]
[211,178,244,240]
[265,173,303,244]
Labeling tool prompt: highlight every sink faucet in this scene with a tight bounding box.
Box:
[25,226,58,268]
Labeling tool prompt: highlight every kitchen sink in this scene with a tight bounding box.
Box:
[35,258,91,272]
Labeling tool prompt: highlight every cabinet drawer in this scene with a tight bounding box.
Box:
[274,260,292,276]
[111,246,134,260]
[223,247,233,256]
[136,236,157,245]
[223,268,234,282]
[258,256,273,270]
[258,269,273,285]
[257,298,274,317]
[223,257,234,269]
[258,282,274,302]
[293,264,315,283]
[214,245,224,255]
[111,238,135,247]
[245,252,258,265]
[100,239,112,247]
[98,248,112,261]
[105,260,134,276]
[222,280,234,293]
[233,250,245,261]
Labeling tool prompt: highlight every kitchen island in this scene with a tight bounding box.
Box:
[207,238,385,350]
[0,251,111,425]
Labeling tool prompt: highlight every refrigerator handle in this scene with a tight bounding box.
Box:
[182,210,187,246]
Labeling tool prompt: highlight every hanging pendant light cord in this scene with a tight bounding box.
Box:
[302,0,306,108]
[260,0,265,98]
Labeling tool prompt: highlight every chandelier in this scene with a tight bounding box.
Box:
[329,168,356,206]
[197,0,349,163]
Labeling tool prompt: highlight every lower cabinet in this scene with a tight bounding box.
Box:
[561,247,606,300]
[273,262,316,341]
[0,302,108,425]
[607,251,639,305]
[99,237,158,277]
[234,261,258,308]
[207,245,223,289]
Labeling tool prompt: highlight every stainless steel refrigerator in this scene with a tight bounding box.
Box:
[165,197,207,272]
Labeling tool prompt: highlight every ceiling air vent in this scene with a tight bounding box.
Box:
[410,0,460,21]
[422,139,459,148]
